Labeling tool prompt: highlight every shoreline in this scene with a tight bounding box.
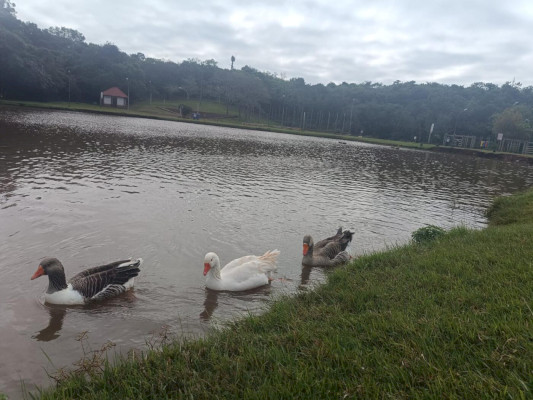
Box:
[3,101,532,165]
[32,188,533,399]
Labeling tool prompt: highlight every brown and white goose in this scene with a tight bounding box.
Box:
[302,228,353,267]
[30,257,143,305]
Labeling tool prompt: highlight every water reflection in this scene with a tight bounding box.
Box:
[200,289,219,321]
[300,265,312,286]
[32,306,67,342]
[200,284,278,322]
[31,289,139,342]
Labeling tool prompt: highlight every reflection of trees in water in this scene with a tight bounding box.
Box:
[4,112,532,206]
[2,115,291,198]
[7,111,533,180]
[200,289,219,322]
[0,180,17,201]
[0,121,26,200]
[32,306,67,342]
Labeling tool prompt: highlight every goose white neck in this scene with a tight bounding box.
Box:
[204,252,222,280]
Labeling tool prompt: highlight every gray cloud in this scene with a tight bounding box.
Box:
[14,0,533,86]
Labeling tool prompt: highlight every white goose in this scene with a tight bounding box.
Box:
[203,250,280,291]
[30,257,143,305]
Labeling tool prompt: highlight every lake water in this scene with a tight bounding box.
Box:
[1,108,532,398]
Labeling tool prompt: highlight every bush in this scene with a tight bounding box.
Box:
[179,104,193,117]
[411,225,446,244]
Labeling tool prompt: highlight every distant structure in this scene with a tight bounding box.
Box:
[231,55,235,70]
[100,87,128,108]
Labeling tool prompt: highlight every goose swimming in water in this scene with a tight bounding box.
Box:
[203,250,279,291]
[31,257,143,305]
[302,228,353,267]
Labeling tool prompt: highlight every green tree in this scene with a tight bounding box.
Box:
[492,107,532,140]
[46,26,85,43]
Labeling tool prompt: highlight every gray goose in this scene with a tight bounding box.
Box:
[302,228,353,267]
[31,257,142,305]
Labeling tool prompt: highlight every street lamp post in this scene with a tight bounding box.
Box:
[149,80,152,105]
[453,108,468,135]
[178,86,189,100]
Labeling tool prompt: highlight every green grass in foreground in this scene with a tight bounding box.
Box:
[35,189,533,399]
[487,189,533,227]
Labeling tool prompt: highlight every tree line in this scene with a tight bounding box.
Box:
[1,0,532,144]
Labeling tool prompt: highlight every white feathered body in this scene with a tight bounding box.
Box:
[204,250,279,291]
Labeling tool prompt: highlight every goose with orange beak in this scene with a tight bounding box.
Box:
[302,228,353,267]
[31,257,142,305]
[203,250,279,291]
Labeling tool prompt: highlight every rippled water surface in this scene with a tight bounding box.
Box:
[1,108,532,397]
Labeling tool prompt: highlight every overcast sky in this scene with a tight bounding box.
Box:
[13,0,533,87]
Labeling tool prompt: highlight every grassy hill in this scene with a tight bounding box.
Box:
[33,188,533,399]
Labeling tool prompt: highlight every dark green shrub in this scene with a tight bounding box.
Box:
[411,225,446,244]
[179,104,193,117]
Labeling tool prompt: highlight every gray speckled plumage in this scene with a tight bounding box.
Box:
[302,228,353,267]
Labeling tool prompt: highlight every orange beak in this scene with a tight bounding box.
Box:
[203,262,211,276]
[303,243,309,256]
[31,265,45,280]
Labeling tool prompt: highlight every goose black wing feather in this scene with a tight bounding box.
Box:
[69,260,140,299]
[69,260,131,283]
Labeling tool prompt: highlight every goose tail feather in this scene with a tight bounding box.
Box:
[258,250,280,272]
[339,230,354,251]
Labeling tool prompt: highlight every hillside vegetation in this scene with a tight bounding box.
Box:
[1,1,533,144]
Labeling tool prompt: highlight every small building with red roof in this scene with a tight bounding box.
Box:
[100,87,128,108]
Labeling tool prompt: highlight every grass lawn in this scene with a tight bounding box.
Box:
[32,188,533,399]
